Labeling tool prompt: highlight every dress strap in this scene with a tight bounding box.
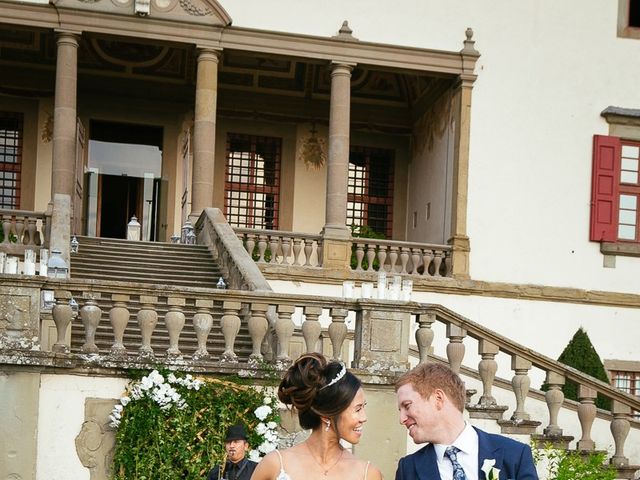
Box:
[363,461,370,479]
[275,450,284,469]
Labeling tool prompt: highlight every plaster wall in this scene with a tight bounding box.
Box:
[36,374,126,480]
[222,0,640,293]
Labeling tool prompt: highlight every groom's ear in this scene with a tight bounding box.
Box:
[432,388,447,409]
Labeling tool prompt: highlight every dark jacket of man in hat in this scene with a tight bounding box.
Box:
[207,425,258,480]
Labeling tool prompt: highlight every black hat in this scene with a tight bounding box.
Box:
[224,424,248,442]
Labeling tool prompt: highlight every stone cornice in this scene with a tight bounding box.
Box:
[259,265,640,310]
[0,0,478,76]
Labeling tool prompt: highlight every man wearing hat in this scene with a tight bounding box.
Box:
[207,424,258,480]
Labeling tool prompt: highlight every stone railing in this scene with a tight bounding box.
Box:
[352,238,452,277]
[414,304,640,476]
[234,228,323,268]
[0,209,50,255]
[1,276,638,473]
[196,208,272,291]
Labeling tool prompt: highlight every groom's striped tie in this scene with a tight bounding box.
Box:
[444,446,467,480]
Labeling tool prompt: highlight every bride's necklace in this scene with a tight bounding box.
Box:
[305,442,345,476]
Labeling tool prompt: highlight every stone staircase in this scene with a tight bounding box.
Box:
[70,236,223,288]
[68,236,253,359]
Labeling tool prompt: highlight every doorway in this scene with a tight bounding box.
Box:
[85,120,163,240]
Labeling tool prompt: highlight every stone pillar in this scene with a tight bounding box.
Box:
[51,31,79,199]
[322,62,354,270]
[448,29,479,280]
[190,48,220,221]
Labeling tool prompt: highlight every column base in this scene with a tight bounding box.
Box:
[321,237,352,271]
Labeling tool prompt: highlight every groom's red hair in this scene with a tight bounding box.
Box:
[395,362,466,412]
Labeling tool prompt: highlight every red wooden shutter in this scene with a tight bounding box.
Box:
[590,135,621,242]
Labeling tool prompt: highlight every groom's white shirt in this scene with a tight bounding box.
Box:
[432,422,479,480]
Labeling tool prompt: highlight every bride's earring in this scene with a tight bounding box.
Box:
[325,420,330,432]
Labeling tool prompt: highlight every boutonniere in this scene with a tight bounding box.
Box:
[481,459,501,480]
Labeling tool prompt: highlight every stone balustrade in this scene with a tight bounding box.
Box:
[235,228,323,268]
[0,209,49,254]
[1,276,639,474]
[415,304,640,476]
[352,239,452,277]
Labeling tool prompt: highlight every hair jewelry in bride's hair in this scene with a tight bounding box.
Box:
[320,363,346,390]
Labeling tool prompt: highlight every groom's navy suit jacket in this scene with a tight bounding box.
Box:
[395,427,538,480]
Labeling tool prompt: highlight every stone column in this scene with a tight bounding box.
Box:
[322,62,354,270]
[190,48,220,221]
[51,31,79,199]
[448,29,480,280]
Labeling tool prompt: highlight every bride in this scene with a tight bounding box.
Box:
[251,353,383,480]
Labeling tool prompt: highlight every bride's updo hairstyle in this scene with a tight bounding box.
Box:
[278,353,361,430]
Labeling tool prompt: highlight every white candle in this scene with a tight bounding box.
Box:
[24,249,36,275]
[5,256,18,274]
[361,282,373,299]
[342,281,355,298]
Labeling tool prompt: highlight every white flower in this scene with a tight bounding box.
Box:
[481,459,500,480]
[167,373,177,383]
[248,450,262,462]
[120,396,131,406]
[263,396,272,405]
[258,441,276,454]
[256,422,268,435]
[267,421,277,429]
[255,405,272,421]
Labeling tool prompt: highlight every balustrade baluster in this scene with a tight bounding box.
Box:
[257,235,268,262]
[14,216,24,244]
[80,294,102,354]
[25,218,37,246]
[301,306,322,353]
[275,304,295,363]
[316,240,323,267]
[366,245,376,272]
[422,249,434,276]
[415,312,436,363]
[610,401,631,467]
[410,248,422,275]
[293,238,303,266]
[355,243,365,270]
[52,290,73,353]
[303,239,314,266]
[446,324,466,373]
[109,294,130,358]
[248,302,269,361]
[577,385,597,450]
[137,295,158,360]
[192,299,213,360]
[376,245,388,272]
[510,355,532,421]
[269,235,280,264]
[444,252,452,277]
[221,301,241,362]
[543,371,565,436]
[165,297,186,359]
[388,246,399,273]
[2,215,12,244]
[245,233,256,259]
[433,250,444,277]
[477,340,499,406]
[281,237,292,265]
[328,308,348,361]
[399,247,410,274]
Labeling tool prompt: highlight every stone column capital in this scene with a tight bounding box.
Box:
[330,61,356,75]
[196,47,222,62]
[54,30,81,45]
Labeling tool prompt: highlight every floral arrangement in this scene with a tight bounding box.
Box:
[481,459,501,480]
[110,370,280,479]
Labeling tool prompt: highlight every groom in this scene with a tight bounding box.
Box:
[395,363,538,480]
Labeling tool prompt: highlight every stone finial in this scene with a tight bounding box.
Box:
[333,20,358,41]
[461,27,479,55]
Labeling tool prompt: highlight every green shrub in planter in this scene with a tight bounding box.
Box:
[110,370,279,479]
[533,444,616,480]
